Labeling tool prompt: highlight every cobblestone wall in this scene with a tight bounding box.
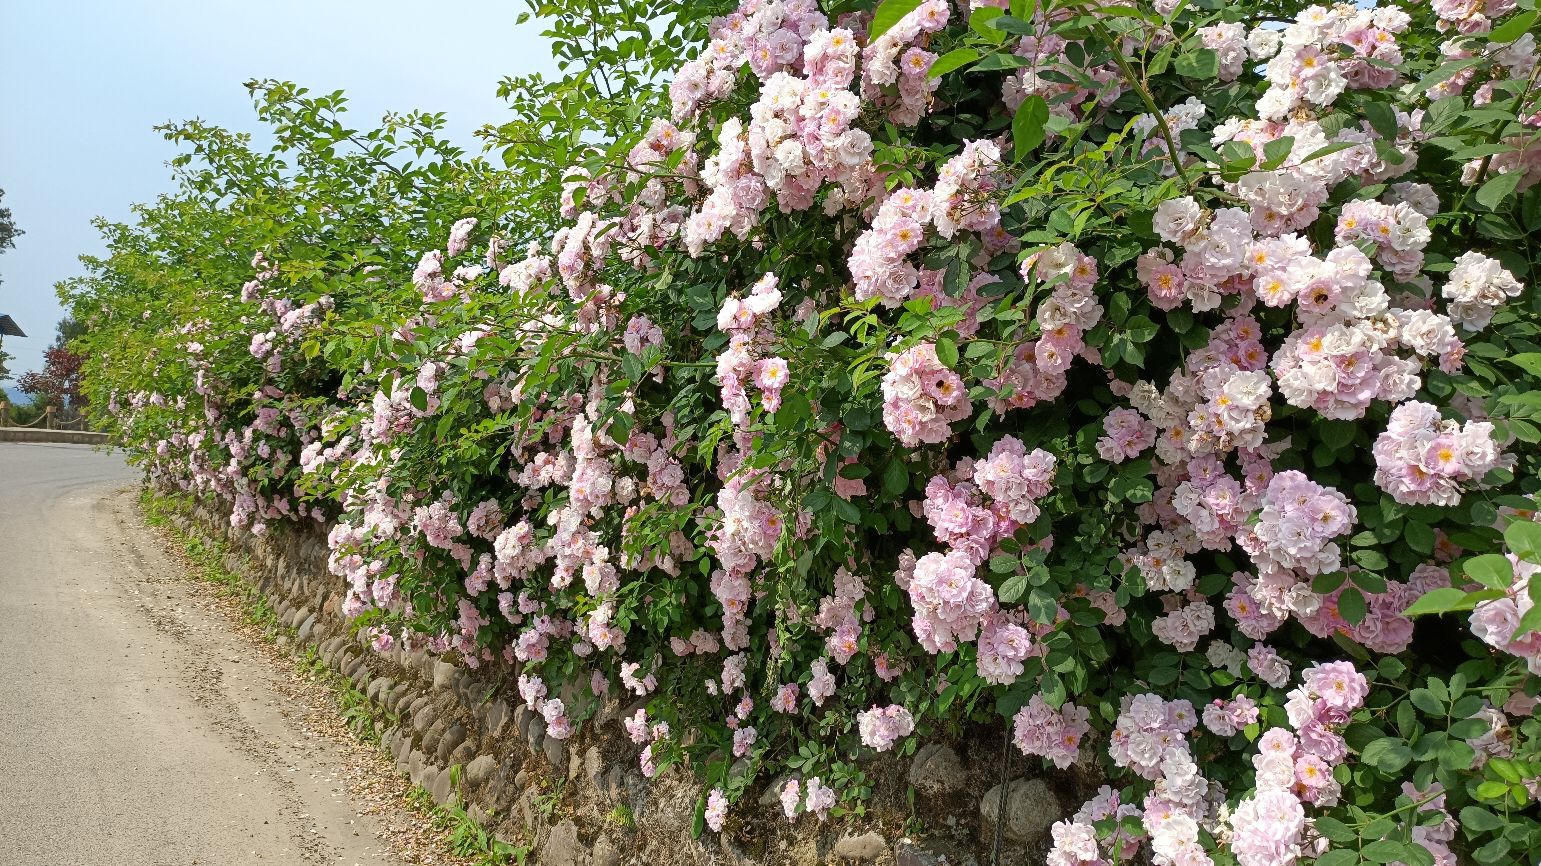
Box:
[168,496,1080,866]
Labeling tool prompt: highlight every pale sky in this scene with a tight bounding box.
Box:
[0,0,558,379]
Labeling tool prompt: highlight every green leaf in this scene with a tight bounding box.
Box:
[1012,95,1049,161]
[1404,521,1435,555]
[1261,136,1295,170]
[1415,57,1485,93]
[1449,717,1493,739]
[1301,141,1359,163]
[409,386,428,412]
[1489,757,1523,783]
[1319,419,1357,451]
[1476,170,1523,210]
[832,496,861,525]
[1027,587,1056,623]
[1409,687,1445,716]
[1351,571,1388,594]
[1506,353,1541,377]
[968,5,1005,35]
[1220,140,1257,171]
[987,14,1037,34]
[1360,737,1413,773]
[1424,95,1464,133]
[882,460,909,496]
[1124,315,1159,343]
[1403,840,1436,866]
[1459,806,1504,832]
[1339,587,1368,627]
[1475,779,1511,800]
[1313,850,1359,866]
[1475,837,1514,866]
[1174,48,1218,79]
[928,48,980,79]
[1363,100,1398,140]
[1504,519,1541,563]
[971,52,1034,72]
[935,337,959,368]
[869,0,924,40]
[1314,817,1357,843]
[1464,554,1515,590]
[1516,599,1541,639]
[999,572,1029,604]
[1314,571,1348,593]
[1489,10,1537,43]
[1402,587,1471,617]
[1351,549,1388,570]
[1361,840,1411,864]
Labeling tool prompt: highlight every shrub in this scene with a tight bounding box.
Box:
[66,0,1541,862]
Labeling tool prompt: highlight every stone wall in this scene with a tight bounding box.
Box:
[167,496,1082,866]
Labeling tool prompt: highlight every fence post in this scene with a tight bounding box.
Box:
[44,405,53,430]
[0,400,8,428]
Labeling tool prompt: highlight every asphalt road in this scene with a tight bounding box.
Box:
[0,443,403,865]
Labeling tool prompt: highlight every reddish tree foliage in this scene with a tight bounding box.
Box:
[17,344,85,408]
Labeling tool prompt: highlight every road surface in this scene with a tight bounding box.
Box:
[0,443,405,865]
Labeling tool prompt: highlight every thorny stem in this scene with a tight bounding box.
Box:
[1090,21,1196,193]
[1456,61,1540,238]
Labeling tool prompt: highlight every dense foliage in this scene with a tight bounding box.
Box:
[17,318,87,409]
[64,0,1541,863]
[0,185,22,381]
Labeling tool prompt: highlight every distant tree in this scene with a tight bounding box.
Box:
[0,186,20,382]
[17,317,85,409]
[55,315,85,343]
[17,346,85,409]
[0,187,19,253]
[17,318,85,410]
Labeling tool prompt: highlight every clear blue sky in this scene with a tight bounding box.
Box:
[0,0,557,380]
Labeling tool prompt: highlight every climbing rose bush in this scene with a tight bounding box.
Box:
[64,0,1541,862]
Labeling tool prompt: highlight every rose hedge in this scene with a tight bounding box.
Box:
[64,0,1541,863]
